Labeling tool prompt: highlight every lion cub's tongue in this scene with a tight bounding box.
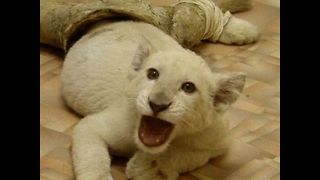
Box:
[138,116,173,147]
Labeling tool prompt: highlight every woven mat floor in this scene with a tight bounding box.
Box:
[40,0,280,179]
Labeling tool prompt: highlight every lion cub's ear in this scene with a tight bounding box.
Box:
[131,44,151,71]
[213,72,246,113]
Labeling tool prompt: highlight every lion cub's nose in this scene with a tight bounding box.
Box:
[148,100,171,115]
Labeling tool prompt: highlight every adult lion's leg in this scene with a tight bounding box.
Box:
[217,16,259,45]
[213,0,254,13]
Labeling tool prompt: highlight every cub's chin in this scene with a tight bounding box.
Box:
[134,115,176,154]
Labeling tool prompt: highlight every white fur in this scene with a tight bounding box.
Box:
[218,16,259,45]
[214,0,254,13]
[62,19,246,180]
[211,0,259,44]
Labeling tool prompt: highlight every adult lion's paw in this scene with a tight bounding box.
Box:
[126,152,179,180]
[218,17,259,45]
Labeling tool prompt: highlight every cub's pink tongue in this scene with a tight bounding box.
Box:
[138,116,174,147]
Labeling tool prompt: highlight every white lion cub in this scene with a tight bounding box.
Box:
[62,21,246,180]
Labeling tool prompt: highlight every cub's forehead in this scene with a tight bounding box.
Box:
[145,51,213,84]
[146,51,210,72]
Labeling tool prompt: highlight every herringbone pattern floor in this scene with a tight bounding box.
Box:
[40,0,280,179]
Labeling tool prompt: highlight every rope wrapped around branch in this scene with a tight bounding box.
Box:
[175,0,231,41]
[40,0,233,51]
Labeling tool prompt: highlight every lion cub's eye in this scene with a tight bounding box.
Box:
[181,82,196,93]
[147,68,159,80]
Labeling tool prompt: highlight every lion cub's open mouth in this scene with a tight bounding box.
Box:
[138,115,174,147]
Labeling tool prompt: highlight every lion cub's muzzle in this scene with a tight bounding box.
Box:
[137,92,175,147]
[148,100,172,116]
[138,115,174,147]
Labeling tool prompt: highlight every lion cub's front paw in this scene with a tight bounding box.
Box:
[218,17,259,45]
[126,152,179,180]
